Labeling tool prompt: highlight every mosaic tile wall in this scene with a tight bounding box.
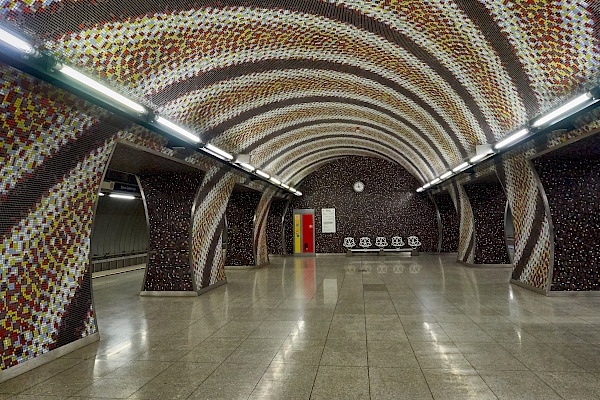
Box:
[447,183,475,264]
[138,173,203,291]
[284,157,438,253]
[225,190,262,266]
[191,168,237,289]
[253,190,276,266]
[267,198,289,255]
[463,182,511,264]
[433,193,459,253]
[0,63,122,370]
[533,157,600,291]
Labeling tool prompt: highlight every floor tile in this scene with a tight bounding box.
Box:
[311,366,369,400]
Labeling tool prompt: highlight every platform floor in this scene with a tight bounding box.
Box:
[2,254,600,399]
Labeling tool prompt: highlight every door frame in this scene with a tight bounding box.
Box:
[293,208,316,256]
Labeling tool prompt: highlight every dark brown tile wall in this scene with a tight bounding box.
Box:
[282,156,438,253]
[434,193,459,252]
[534,157,600,291]
[267,198,289,255]
[138,173,203,291]
[463,181,511,264]
[225,191,262,266]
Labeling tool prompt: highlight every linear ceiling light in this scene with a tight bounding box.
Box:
[294,191,303,196]
[416,187,424,193]
[236,162,255,172]
[422,183,432,189]
[281,183,290,190]
[469,152,492,163]
[269,177,281,185]
[532,93,593,128]
[255,169,270,179]
[202,143,234,161]
[494,128,529,150]
[430,178,441,185]
[0,27,34,54]
[109,193,136,200]
[57,65,147,114]
[155,116,201,143]
[440,171,452,179]
[452,162,470,173]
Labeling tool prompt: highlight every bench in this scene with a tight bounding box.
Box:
[343,236,421,256]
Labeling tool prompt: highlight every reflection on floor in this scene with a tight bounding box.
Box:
[2,254,600,399]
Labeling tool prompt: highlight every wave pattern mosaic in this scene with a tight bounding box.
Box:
[1,1,599,183]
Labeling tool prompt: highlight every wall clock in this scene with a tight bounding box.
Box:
[353,181,365,193]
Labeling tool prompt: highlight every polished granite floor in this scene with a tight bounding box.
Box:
[2,254,600,399]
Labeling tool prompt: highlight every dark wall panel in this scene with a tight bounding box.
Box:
[434,192,459,252]
[284,156,438,253]
[534,158,600,291]
[138,173,203,291]
[225,191,262,266]
[463,181,510,264]
[267,198,288,255]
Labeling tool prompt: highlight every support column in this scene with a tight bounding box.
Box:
[191,167,236,291]
[497,154,553,292]
[138,172,203,293]
[254,190,276,267]
[448,183,475,264]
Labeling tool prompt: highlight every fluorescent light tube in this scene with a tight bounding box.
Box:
[155,117,200,143]
[494,128,529,149]
[204,143,233,161]
[57,65,147,114]
[0,28,34,54]
[294,191,303,196]
[532,93,592,128]
[470,152,492,163]
[255,170,270,179]
[440,171,452,179]
[430,178,441,185]
[452,162,470,173]
[269,177,281,185]
[109,193,136,200]
[422,183,431,189]
[416,187,424,193]
[99,192,105,196]
[289,187,297,192]
[237,162,255,172]
[281,183,290,189]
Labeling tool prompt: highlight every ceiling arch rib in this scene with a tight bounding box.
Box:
[206,102,445,175]
[3,0,532,139]
[244,124,432,180]
[235,119,437,177]
[261,137,423,182]
[276,148,403,186]
[157,68,464,165]
[43,7,488,151]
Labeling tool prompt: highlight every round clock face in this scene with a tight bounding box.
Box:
[353,181,365,193]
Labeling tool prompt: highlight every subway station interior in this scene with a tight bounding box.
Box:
[1,1,600,399]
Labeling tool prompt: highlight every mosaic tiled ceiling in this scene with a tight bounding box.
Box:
[1,0,599,183]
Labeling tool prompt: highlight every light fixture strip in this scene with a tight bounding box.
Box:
[236,162,255,172]
[109,193,136,200]
[204,143,233,161]
[0,27,34,54]
[494,128,529,150]
[440,171,452,179]
[452,162,470,173]
[155,116,201,143]
[255,169,270,179]
[57,65,147,114]
[269,177,281,185]
[532,93,593,128]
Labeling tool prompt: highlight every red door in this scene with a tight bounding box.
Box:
[301,214,314,253]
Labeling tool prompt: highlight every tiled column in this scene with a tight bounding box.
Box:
[138,172,203,293]
[254,190,276,267]
[190,167,236,291]
[448,183,475,264]
[497,154,553,292]
[224,191,262,266]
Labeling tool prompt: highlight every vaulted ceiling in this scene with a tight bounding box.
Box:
[2,0,599,185]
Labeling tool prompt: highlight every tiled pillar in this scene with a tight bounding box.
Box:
[254,190,276,267]
[224,191,262,266]
[497,154,553,292]
[138,172,203,293]
[190,167,236,291]
[448,183,475,264]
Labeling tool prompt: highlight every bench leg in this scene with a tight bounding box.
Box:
[378,249,386,256]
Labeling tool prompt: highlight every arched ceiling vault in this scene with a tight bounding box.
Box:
[2,1,599,185]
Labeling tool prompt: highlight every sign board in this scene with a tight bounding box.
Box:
[321,208,336,233]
